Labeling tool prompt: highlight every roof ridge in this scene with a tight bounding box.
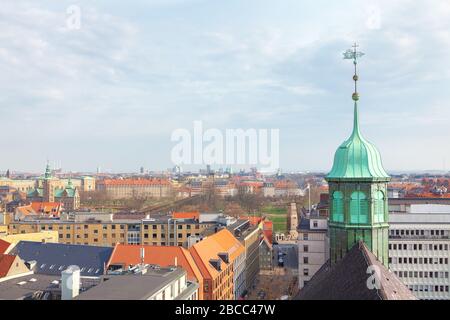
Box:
[358,241,387,300]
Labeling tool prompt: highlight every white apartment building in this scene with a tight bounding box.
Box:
[389,204,450,300]
[297,216,329,289]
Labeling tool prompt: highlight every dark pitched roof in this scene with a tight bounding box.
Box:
[295,241,417,300]
[9,241,113,277]
[0,274,60,300]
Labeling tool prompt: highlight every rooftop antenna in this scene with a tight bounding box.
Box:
[140,247,145,266]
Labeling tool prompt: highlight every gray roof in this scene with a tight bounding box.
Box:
[298,218,327,232]
[76,268,186,300]
[9,241,113,277]
[0,274,59,300]
[295,241,417,300]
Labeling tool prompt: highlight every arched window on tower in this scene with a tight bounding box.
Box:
[350,191,368,224]
[373,190,385,223]
[332,191,344,223]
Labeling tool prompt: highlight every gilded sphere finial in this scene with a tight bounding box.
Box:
[352,93,359,101]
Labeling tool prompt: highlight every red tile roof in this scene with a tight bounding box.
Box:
[173,212,200,220]
[30,202,62,214]
[240,215,262,226]
[0,239,11,254]
[107,244,203,298]
[239,181,264,188]
[0,254,16,278]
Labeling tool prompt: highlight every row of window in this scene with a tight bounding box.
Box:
[142,241,183,246]
[390,229,449,238]
[39,264,101,274]
[59,233,125,239]
[38,224,127,231]
[143,232,200,239]
[143,224,198,230]
[395,270,450,279]
[331,190,385,224]
[390,257,449,265]
[389,243,450,251]
[407,285,450,293]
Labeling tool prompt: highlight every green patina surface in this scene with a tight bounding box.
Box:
[327,102,389,181]
[326,101,390,267]
[326,46,390,267]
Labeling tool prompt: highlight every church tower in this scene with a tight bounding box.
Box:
[326,45,390,267]
[43,162,55,202]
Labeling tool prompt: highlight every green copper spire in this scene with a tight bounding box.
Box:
[327,44,389,181]
[326,45,391,268]
[44,161,52,179]
[67,177,74,189]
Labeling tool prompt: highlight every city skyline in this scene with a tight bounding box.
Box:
[1,0,450,172]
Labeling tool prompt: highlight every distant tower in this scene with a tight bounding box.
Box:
[5,169,10,179]
[288,203,299,239]
[326,44,390,267]
[43,162,55,202]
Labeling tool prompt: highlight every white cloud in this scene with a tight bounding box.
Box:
[1,0,450,171]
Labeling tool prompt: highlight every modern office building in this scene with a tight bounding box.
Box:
[389,204,450,300]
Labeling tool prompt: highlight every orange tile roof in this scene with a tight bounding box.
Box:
[173,212,200,220]
[239,181,264,188]
[100,179,171,186]
[240,215,262,226]
[189,229,244,280]
[262,220,273,244]
[274,180,298,188]
[0,239,11,254]
[406,192,450,199]
[30,202,62,214]
[16,205,35,216]
[0,254,16,278]
[263,229,273,244]
[107,244,203,298]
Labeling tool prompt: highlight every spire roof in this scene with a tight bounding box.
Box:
[44,162,52,179]
[326,45,390,181]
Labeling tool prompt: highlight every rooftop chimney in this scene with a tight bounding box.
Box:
[61,265,80,300]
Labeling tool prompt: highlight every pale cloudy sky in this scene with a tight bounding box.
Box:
[1,0,450,173]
